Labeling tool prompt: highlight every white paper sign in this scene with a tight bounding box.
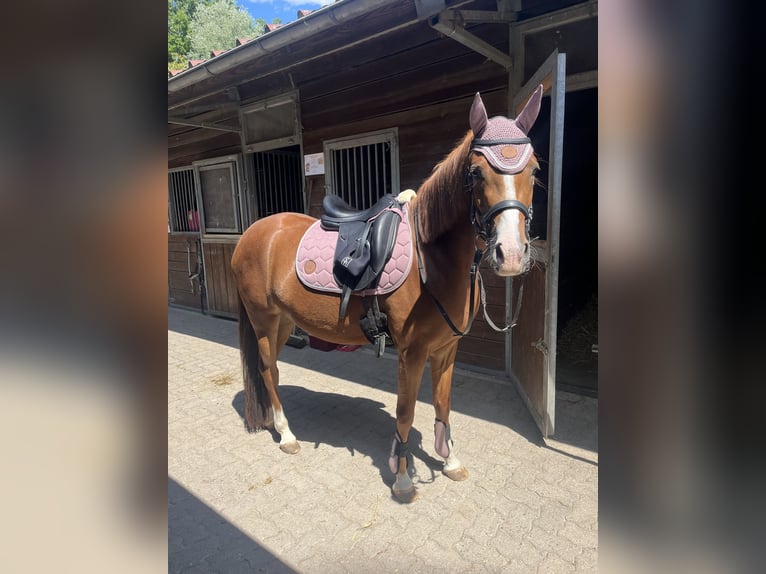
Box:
[304,153,325,176]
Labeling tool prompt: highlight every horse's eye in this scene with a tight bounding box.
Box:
[531,166,539,177]
[469,165,483,180]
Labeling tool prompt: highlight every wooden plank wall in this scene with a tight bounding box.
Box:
[168,234,203,310]
[201,240,240,318]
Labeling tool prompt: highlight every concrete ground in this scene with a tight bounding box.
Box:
[168,306,598,573]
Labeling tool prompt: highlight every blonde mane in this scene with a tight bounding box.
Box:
[414,131,474,243]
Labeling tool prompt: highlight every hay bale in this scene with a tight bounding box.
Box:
[558,295,598,367]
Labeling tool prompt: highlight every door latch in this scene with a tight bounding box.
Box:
[532,338,548,354]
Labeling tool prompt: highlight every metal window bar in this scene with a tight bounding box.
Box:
[354,147,361,208]
[330,141,393,210]
[366,145,372,200]
[279,155,284,213]
[252,149,304,218]
[374,143,380,199]
[382,143,389,196]
[168,168,198,232]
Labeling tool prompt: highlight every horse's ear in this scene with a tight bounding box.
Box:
[516,84,543,134]
[470,92,488,137]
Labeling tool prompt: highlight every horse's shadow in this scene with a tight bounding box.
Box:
[232,386,444,498]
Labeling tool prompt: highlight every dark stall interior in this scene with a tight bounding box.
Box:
[531,87,597,397]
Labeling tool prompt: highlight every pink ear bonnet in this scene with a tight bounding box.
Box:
[468,84,543,174]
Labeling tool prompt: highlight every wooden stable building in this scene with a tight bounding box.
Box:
[167,0,597,436]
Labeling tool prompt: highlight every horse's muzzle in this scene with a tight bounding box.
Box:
[490,243,530,276]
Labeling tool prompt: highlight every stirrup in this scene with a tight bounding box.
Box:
[374,333,386,358]
[360,297,389,357]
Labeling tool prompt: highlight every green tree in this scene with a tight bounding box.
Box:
[168,0,211,71]
[187,0,259,60]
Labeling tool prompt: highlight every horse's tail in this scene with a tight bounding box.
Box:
[238,294,271,432]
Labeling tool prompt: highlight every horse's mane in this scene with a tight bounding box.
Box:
[415,130,473,244]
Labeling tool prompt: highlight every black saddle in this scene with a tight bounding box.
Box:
[319,194,402,342]
[321,194,398,227]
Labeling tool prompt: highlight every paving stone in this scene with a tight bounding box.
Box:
[168,307,598,573]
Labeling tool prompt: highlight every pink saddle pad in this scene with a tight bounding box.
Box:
[295,204,412,296]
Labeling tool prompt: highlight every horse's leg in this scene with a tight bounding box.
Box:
[239,298,299,453]
[389,346,428,502]
[430,340,469,481]
[266,317,300,453]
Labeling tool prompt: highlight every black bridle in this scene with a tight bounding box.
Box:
[413,136,534,337]
[468,136,534,245]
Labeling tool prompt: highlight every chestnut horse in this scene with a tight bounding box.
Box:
[231,86,543,502]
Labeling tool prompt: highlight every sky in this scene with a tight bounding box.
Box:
[239,0,336,26]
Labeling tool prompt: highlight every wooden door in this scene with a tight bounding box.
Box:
[193,155,244,318]
[508,50,566,437]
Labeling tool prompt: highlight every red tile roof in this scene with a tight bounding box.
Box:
[172,12,316,82]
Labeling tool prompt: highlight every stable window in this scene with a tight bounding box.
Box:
[323,129,399,210]
[240,92,299,151]
[193,155,243,235]
[168,167,199,233]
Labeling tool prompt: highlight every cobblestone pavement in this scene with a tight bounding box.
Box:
[168,306,598,573]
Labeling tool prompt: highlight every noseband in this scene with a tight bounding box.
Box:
[468,136,534,243]
[471,197,533,244]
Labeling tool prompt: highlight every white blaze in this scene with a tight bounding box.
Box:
[494,174,524,253]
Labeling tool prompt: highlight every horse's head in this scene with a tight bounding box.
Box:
[467,86,543,276]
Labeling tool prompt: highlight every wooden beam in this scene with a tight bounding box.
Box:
[514,0,597,35]
[170,102,240,117]
[431,11,512,69]
[167,117,241,133]
[451,10,517,24]
[566,70,598,92]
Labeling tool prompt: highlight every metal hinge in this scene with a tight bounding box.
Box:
[532,338,548,354]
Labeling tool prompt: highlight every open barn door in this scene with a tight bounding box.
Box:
[508,50,566,437]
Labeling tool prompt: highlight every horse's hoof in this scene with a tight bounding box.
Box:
[279,441,300,454]
[392,473,417,503]
[392,484,418,503]
[443,466,469,481]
